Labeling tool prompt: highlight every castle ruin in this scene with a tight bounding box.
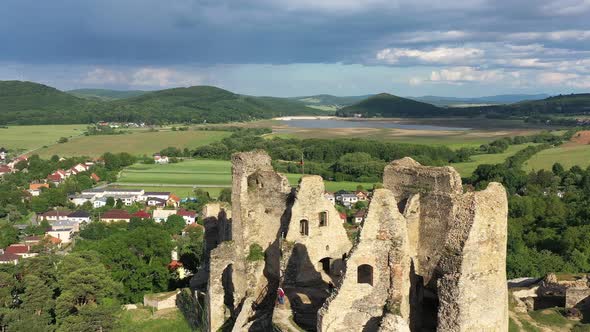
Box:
[202,151,508,331]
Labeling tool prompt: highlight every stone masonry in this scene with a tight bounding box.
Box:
[205,151,508,332]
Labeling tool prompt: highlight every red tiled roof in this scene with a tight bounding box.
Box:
[0,253,19,262]
[90,173,100,181]
[0,165,12,173]
[354,210,366,218]
[133,210,151,219]
[45,235,62,245]
[5,244,29,254]
[177,209,196,217]
[168,260,183,270]
[339,212,347,220]
[169,194,181,202]
[101,209,132,220]
[29,183,49,190]
[47,173,62,182]
[40,210,70,217]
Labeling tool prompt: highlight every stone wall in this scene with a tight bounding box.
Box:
[566,288,590,309]
[285,175,352,285]
[143,290,180,311]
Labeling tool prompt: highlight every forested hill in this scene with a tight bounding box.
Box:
[336,93,442,117]
[67,88,147,101]
[0,81,321,124]
[336,92,590,118]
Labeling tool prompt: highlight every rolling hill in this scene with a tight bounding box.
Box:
[68,89,147,101]
[0,81,320,125]
[410,94,550,107]
[336,93,442,117]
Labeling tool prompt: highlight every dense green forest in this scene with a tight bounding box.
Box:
[68,89,147,101]
[0,81,320,125]
[337,93,441,117]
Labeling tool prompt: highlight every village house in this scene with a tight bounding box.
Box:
[0,165,13,176]
[168,194,181,207]
[153,209,177,222]
[8,155,27,169]
[336,192,359,207]
[0,253,19,265]
[90,173,100,182]
[4,243,37,259]
[153,153,169,164]
[93,197,108,208]
[354,209,366,224]
[177,209,197,224]
[100,209,132,223]
[46,228,74,244]
[23,236,42,246]
[142,191,171,201]
[0,147,7,161]
[39,210,71,222]
[339,212,348,223]
[133,210,152,219]
[324,192,335,205]
[28,183,50,196]
[146,197,167,207]
[355,190,369,201]
[50,220,81,232]
[67,210,91,223]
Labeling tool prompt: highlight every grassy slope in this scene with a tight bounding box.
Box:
[35,130,231,158]
[451,144,537,177]
[0,125,86,151]
[116,308,193,332]
[524,144,590,171]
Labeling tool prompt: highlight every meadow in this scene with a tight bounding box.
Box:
[451,144,537,177]
[35,130,231,158]
[116,159,376,197]
[524,144,590,171]
[0,124,85,152]
[116,307,193,332]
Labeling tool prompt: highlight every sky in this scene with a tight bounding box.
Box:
[0,0,589,97]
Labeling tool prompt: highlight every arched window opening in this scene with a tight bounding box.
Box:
[300,219,309,236]
[357,264,373,286]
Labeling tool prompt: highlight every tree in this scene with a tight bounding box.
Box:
[165,215,186,235]
[0,223,18,248]
[57,137,68,143]
[105,197,115,207]
[21,275,54,318]
[218,188,231,203]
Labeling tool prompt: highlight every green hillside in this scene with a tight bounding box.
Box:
[68,88,147,100]
[0,81,320,125]
[336,93,441,117]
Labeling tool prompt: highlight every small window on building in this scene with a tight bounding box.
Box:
[300,219,309,236]
[319,211,328,227]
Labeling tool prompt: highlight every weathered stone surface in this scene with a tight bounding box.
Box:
[566,288,590,309]
[318,189,411,332]
[205,155,509,332]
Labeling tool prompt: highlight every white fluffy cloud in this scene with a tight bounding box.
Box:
[538,72,590,88]
[376,47,484,65]
[82,67,202,88]
[429,67,506,83]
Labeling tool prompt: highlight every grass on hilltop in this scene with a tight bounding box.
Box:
[524,144,590,171]
[451,144,538,177]
[116,307,193,332]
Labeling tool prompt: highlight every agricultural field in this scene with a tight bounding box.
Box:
[35,130,231,158]
[0,124,85,152]
[116,159,375,197]
[524,130,590,171]
[451,144,537,177]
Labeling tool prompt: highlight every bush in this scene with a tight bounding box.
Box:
[57,137,69,143]
[247,243,264,261]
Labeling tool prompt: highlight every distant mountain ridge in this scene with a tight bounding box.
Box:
[409,94,550,107]
[290,94,372,110]
[0,81,320,125]
[336,93,441,117]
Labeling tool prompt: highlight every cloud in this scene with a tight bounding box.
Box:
[81,67,203,88]
[376,47,484,65]
[538,71,590,88]
[429,67,506,84]
[541,0,590,16]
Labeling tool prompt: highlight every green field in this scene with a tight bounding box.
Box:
[524,144,590,171]
[0,124,86,152]
[116,307,193,332]
[451,144,537,177]
[35,130,231,158]
[117,159,375,195]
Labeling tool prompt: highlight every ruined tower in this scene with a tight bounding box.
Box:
[204,151,508,332]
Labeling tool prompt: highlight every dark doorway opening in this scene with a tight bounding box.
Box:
[357,264,373,286]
